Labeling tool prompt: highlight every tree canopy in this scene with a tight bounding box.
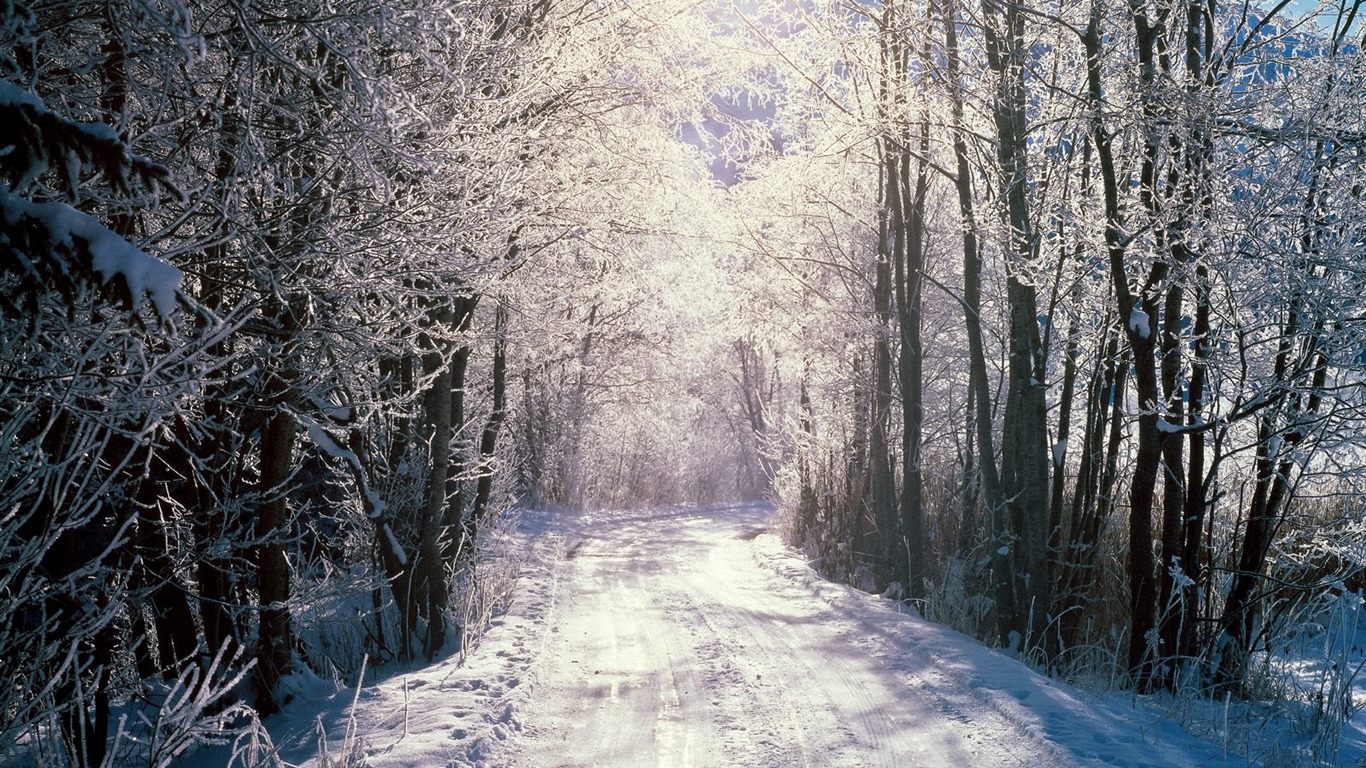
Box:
[3,0,1366,765]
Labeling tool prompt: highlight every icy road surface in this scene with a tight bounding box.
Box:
[495,504,1239,768]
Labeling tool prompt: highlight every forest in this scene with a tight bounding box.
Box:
[2,0,1365,765]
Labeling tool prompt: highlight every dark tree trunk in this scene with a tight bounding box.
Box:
[848,352,875,582]
[982,0,1052,652]
[441,295,479,566]
[1047,305,1081,587]
[255,405,296,714]
[191,23,249,676]
[1057,326,1123,650]
[1154,0,1217,680]
[1156,280,1187,671]
[1214,416,1289,690]
[340,413,410,663]
[1215,313,1329,691]
[796,364,819,546]
[133,466,200,675]
[190,419,245,660]
[890,94,930,601]
[867,184,897,588]
[943,0,1008,631]
[417,303,455,659]
[1083,3,1168,685]
[470,302,509,548]
[1178,265,1211,663]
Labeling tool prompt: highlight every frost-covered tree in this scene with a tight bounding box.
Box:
[0,9,220,760]
[1,0,725,762]
[727,0,1366,701]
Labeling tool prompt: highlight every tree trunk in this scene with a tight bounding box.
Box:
[868,178,897,589]
[1083,1,1167,685]
[417,303,455,659]
[890,94,930,601]
[1215,310,1329,691]
[982,0,1052,652]
[796,363,819,546]
[470,302,508,548]
[848,352,874,583]
[1047,302,1081,588]
[133,466,200,675]
[1057,325,1123,651]
[1178,264,1211,663]
[1156,280,1187,673]
[440,295,479,565]
[943,0,1009,635]
[255,405,296,714]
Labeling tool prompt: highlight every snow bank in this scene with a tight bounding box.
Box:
[748,517,1259,767]
[179,504,1363,767]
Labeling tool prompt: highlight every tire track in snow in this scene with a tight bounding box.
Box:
[503,506,1070,767]
[674,530,1026,768]
[668,549,899,767]
[509,520,715,767]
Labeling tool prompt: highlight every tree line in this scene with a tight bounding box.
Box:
[0,1,739,765]
[723,0,1366,705]
[5,0,1366,764]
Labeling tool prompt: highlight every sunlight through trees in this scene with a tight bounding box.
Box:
[3,0,1366,764]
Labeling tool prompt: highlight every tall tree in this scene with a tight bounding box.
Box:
[980,0,1053,651]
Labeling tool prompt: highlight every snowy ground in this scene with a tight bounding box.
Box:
[227,503,1365,767]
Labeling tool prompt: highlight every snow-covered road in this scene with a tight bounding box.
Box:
[495,504,1239,768]
[240,503,1250,767]
[508,505,1051,767]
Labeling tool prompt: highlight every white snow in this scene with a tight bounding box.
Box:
[1157,417,1182,433]
[303,421,361,468]
[1,79,119,146]
[381,522,407,566]
[1128,307,1151,339]
[0,79,44,110]
[1,191,182,317]
[365,488,388,519]
[183,504,1365,767]
[1053,438,1068,466]
[72,120,120,144]
[0,82,180,316]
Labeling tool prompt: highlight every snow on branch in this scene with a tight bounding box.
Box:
[0,79,175,198]
[0,79,183,319]
[1127,307,1151,339]
[1,189,182,317]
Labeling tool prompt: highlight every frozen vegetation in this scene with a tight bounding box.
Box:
[4,0,1366,766]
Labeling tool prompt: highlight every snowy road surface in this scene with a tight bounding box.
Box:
[507,505,1050,767]
[236,503,1249,767]
[493,505,1240,768]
